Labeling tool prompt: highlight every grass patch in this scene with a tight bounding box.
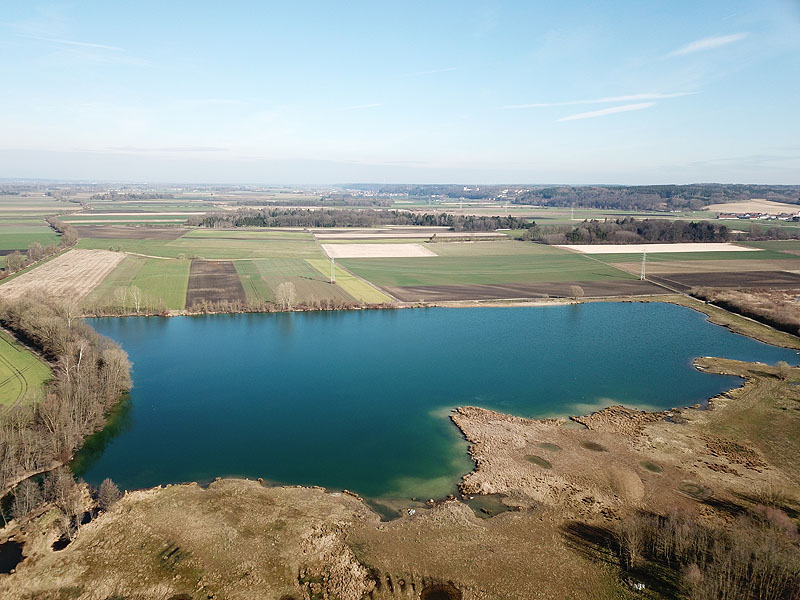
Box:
[0,329,50,406]
[234,259,356,305]
[429,241,566,257]
[340,254,632,287]
[306,259,392,303]
[132,259,190,310]
[183,229,312,240]
[76,236,324,260]
[83,255,148,307]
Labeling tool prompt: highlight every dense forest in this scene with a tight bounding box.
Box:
[349,184,800,211]
[530,217,800,245]
[0,295,131,497]
[188,208,536,231]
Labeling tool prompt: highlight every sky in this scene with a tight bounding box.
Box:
[1,1,799,184]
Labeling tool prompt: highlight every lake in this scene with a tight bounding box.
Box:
[75,303,798,499]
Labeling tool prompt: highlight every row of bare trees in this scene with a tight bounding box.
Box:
[0,294,132,494]
[611,507,799,599]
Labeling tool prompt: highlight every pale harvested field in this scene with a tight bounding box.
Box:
[321,243,436,258]
[559,242,758,254]
[705,199,799,213]
[0,249,125,301]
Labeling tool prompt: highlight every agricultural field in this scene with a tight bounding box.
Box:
[76,228,323,260]
[340,247,630,288]
[0,329,50,407]
[0,249,124,301]
[306,260,392,303]
[186,260,246,306]
[235,259,355,305]
[83,255,190,310]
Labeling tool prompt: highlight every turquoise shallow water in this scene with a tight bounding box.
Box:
[75,303,798,498]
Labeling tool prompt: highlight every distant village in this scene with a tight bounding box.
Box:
[716,210,800,222]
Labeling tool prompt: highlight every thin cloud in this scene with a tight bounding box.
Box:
[557,102,655,122]
[667,33,748,57]
[338,103,382,111]
[502,92,693,109]
[21,34,124,52]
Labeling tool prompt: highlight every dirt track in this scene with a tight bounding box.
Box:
[384,279,668,302]
[186,259,247,306]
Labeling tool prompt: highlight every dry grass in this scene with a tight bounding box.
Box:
[0,250,125,302]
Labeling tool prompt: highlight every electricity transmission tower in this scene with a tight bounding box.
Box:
[330,257,336,284]
[640,249,647,280]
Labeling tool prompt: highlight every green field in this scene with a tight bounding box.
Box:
[83,255,149,307]
[76,236,324,260]
[341,252,631,287]
[0,330,51,406]
[0,221,61,251]
[129,259,190,309]
[235,259,355,305]
[306,260,392,303]
[84,256,189,310]
[182,229,312,240]
[428,240,562,257]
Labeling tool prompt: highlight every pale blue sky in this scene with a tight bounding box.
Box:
[1,1,798,184]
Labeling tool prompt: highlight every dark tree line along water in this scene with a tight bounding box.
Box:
[0,295,131,494]
[188,208,535,231]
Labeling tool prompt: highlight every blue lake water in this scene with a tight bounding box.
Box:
[75,303,798,498]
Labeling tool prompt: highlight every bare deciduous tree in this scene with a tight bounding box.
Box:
[98,478,121,511]
[276,281,297,310]
[113,287,128,311]
[130,286,142,314]
[569,285,585,300]
[11,478,42,521]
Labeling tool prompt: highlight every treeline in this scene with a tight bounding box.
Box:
[351,184,800,211]
[691,288,800,337]
[530,217,800,245]
[0,218,77,277]
[513,184,800,211]
[89,191,174,201]
[549,218,731,245]
[230,196,393,208]
[0,295,132,494]
[188,208,535,232]
[607,506,799,599]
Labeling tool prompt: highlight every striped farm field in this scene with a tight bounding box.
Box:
[306,259,392,303]
[76,235,324,260]
[0,329,50,406]
[340,253,632,288]
[83,255,148,308]
[235,258,355,305]
[130,259,190,310]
